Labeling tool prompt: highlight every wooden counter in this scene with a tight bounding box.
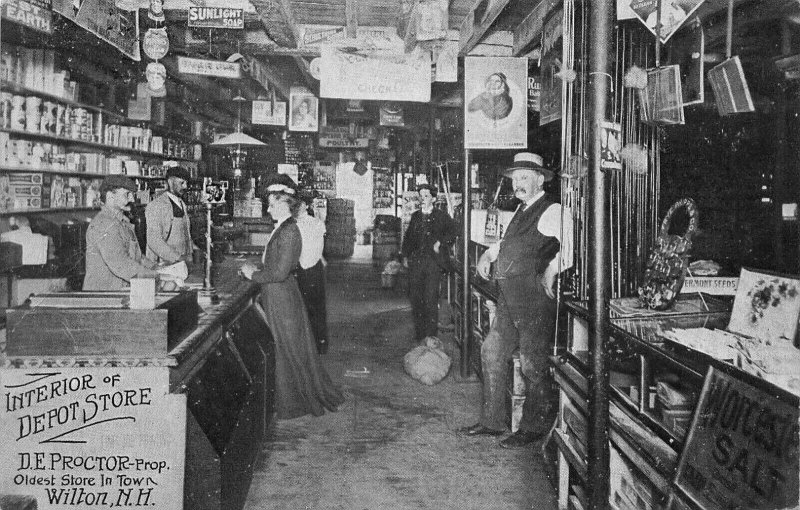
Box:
[0,258,275,510]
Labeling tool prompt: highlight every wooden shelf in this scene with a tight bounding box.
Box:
[0,80,201,144]
[0,128,197,162]
[0,206,99,216]
[0,166,168,179]
[553,429,588,482]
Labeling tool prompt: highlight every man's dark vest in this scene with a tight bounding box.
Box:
[495,195,560,279]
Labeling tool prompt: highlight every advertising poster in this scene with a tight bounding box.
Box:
[252,100,286,126]
[0,367,186,510]
[379,103,404,127]
[464,57,528,149]
[289,87,319,132]
[600,121,622,170]
[539,5,563,126]
[64,0,140,61]
[673,367,799,510]
[527,67,541,113]
[628,0,706,43]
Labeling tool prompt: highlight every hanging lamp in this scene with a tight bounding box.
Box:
[211,95,266,179]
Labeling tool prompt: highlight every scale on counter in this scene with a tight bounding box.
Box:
[198,177,229,305]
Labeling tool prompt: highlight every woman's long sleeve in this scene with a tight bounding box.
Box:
[251,223,303,284]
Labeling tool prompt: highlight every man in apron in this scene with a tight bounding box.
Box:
[459,152,573,448]
[145,166,194,265]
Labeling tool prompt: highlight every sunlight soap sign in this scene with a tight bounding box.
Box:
[0,367,186,509]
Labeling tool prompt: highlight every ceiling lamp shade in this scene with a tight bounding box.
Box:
[211,131,266,147]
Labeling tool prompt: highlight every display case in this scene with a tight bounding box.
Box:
[554,299,800,510]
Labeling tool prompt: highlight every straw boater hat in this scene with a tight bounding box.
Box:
[502,152,554,181]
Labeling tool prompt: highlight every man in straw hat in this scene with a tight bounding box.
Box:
[84,175,158,290]
[459,152,572,448]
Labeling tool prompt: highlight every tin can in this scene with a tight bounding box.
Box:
[25,96,41,133]
[0,92,12,128]
[11,95,26,131]
[55,103,66,137]
[94,111,103,143]
[71,107,87,140]
[41,101,56,134]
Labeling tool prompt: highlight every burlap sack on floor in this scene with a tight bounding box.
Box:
[403,336,452,385]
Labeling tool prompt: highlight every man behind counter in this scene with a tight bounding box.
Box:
[83,175,158,291]
[145,166,194,266]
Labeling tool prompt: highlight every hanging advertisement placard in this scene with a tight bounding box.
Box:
[600,121,622,170]
[464,56,527,149]
[434,39,458,83]
[187,6,243,29]
[143,27,169,61]
[289,87,319,132]
[318,127,369,148]
[413,0,448,42]
[672,367,799,510]
[177,56,241,78]
[252,100,286,126]
[379,103,404,127]
[1,0,52,34]
[0,367,186,510]
[539,5,563,126]
[298,25,403,54]
[61,0,140,61]
[628,0,705,44]
[320,46,431,103]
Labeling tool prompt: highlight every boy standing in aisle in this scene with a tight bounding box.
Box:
[294,193,330,354]
[145,166,194,266]
[459,152,572,448]
[400,184,458,343]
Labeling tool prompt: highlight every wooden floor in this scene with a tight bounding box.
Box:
[244,260,559,510]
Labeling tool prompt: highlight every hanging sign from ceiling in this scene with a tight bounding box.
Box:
[627,0,705,43]
[320,47,431,102]
[298,25,403,54]
[56,0,140,61]
[177,56,241,78]
[1,0,52,34]
[187,6,243,29]
[143,27,169,61]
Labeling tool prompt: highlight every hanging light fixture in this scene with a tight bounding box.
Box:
[211,95,266,181]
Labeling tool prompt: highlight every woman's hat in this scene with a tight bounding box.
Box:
[264,173,297,195]
[502,152,554,181]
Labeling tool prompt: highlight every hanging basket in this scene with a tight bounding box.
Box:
[638,198,699,310]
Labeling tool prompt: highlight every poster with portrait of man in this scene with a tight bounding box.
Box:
[289,87,319,132]
[464,57,527,149]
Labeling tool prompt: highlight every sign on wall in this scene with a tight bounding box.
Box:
[252,100,286,126]
[379,103,404,127]
[672,367,799,510]
[177,56,241,78]
[320,46,431,103]
[187,6,243,29]
[1,0,52,34]
[0,367,186,510]
[464,56,527,149]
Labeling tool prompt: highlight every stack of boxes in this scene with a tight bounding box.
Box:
[0,172,104,212]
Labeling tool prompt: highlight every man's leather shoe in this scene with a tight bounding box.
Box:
[499,430,546,449]
[458,423,505,437]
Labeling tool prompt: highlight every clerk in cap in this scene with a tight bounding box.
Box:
[145,164,194,264]
[85,175,157,290]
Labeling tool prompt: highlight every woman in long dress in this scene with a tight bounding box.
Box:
[240,181,344,419]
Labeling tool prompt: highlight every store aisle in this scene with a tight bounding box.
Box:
[244,261,558,510]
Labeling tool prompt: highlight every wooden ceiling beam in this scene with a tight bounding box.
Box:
[346,0,359,38]
[458,0,513,55]
[512,0,546,56]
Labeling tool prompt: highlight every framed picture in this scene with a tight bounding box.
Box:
[289,87,319,132]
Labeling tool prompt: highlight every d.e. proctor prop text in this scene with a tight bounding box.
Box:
[1,367,186,509]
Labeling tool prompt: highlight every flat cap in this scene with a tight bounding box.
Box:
[100,175,137,195]
[166,166,191,181]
